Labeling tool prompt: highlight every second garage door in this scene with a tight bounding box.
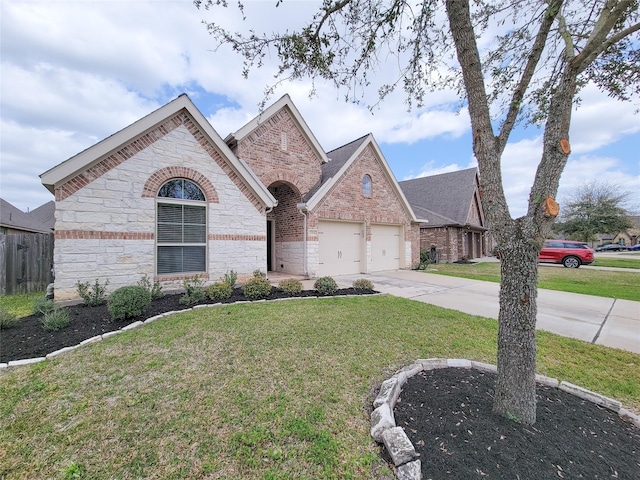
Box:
[318,221,363,276]
[370,224,402,272]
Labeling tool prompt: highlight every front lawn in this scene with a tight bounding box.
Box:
[1,296,639,479]
[425,262,640,301]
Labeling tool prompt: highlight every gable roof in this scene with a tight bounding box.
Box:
[303,134,417,221]
[29,201,56,231]
[40,94,276,208]
[225,94,329,165]
[399,167,483,227]
[0,198,53,233]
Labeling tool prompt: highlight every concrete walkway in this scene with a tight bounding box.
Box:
[331,270,640,354]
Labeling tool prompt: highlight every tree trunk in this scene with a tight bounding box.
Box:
[492,222,540,424]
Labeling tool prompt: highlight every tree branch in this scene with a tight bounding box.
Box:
[574,0,638,71]
[315,0,354,37]
[497,0,564,154]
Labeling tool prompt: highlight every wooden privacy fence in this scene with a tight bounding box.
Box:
[0,233,54,295]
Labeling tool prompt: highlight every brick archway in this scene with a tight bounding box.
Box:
[142,166,219,202]
[261,169,303,197]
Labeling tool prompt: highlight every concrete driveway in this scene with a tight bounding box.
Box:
[333,270,640,354]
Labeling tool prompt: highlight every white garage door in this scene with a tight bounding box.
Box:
[371,224,401,272]
[318,221,363,276]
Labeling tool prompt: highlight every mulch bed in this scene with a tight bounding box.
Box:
[394,368,640,479]
[0,287,372,363]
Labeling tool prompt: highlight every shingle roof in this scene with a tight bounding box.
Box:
[0,198,54,233]
[29,201,55,231]
[303,135,369,201]
[399,167,480,226]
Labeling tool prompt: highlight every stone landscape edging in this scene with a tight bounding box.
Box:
[0,293,379,369]
[370,358,640,480]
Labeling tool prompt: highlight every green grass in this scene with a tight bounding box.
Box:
[592,257,640,269]
[425,262,640,301]
[1,296,639,479]
[0,291,45,318]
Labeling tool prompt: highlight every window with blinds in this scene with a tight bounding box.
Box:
[157,179,206,275]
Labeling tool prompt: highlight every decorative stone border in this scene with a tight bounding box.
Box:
[0,294,378,370]
[370,358,640,480]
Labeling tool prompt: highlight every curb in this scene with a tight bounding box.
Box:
[370,358,640,480]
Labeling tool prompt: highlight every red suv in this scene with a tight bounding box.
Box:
[539,240,594,268]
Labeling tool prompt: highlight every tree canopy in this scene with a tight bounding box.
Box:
[553,181,633,242]
[195,0,640,425]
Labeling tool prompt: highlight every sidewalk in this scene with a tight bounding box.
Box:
[332,270,640,354]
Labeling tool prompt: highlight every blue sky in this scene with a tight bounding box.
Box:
[1,0,638,218]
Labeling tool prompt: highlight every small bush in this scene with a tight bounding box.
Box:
[41,308,70,331]
[76,279,109,307]
[206,281,233,301]
[314,276,338,296]
[278,278,303,295]
[222,270,238,288]
[252,269,267,280]
[137,274,163,300]
[32,296,56,316]
[0,307,18,330]
[180,275,205,305]
[108,285,152,320]
[243,277,272,299]
[352,279,374,291]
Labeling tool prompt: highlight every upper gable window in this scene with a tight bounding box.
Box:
[362,174,372,196]
[158,179,205,201]
[156,179,206,275]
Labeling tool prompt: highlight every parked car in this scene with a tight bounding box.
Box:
[627,243,640,251]
[595,243,627,252]
[539,240,595,268]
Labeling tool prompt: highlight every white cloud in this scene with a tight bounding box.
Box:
[0,0,638,217]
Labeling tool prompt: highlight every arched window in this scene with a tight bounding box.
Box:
[362,174,372,196]
[156,179,207,275]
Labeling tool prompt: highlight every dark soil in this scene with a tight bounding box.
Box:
[0,287,373,363]
[394,368,640,479]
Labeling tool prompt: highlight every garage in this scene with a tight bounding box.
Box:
[370,224,402,272]
[318,220,363,276]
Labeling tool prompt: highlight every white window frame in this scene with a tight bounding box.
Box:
[362,174,372,196]
[156,180,207,276]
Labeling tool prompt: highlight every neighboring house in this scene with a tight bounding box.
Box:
[399,168,491,262]
[0,199,55,294]
[0,198,54,234]
[41,94,420,300]
[613,216,640,246]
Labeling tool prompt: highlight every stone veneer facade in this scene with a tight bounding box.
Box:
[53,114,267,300]
[50,97,420,300]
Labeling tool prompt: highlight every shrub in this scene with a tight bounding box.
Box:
[137,274,163,300]
[252,269,267,280]
[41,308,70,331]
[180,275,205,305]
[314,276,338,296]
[278,278,303,295]
[32,296,56,316]
[222,270,238,288]
[75,279,109,307]
[206,281,233,301]
[242,277,272,299]
[352,279,374,291]
[108,285,152,320]
[0,307,18,330]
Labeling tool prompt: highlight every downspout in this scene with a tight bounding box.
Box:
[297,203,308,277]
